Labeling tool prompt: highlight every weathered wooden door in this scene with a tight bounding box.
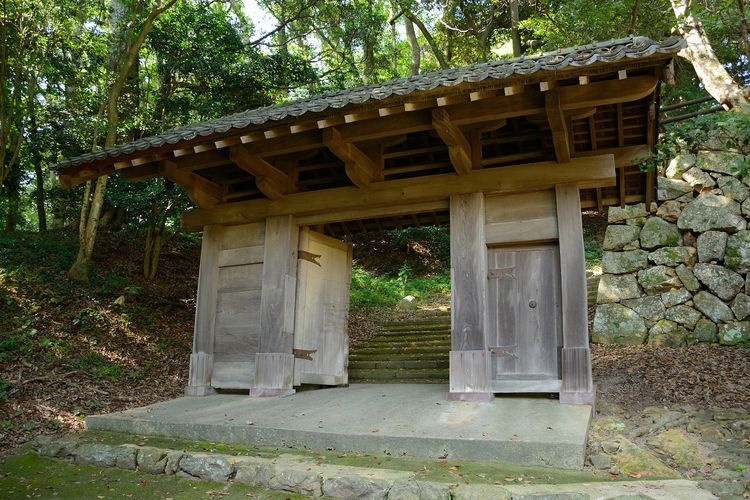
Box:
[293,228,352,386]
[486,244,562,392]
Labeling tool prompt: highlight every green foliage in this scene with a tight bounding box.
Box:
[350,265,449,308]
[645,111,750,176]
[71,354,125,381]
[0,379,10,401]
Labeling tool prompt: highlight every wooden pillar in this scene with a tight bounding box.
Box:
[186,225,221,396]
[250,215,299,397]
[448,193,493,401]
[555,183,595,405]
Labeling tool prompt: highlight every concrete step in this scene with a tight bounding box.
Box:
[350,378,447,384]
[349,368,448,380]
[381,323,450,333]
[349,353,449,363]
[362,339,450,348]
[353,346,450,356]
[348,359,449,369]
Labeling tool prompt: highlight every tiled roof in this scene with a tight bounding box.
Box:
[54,36,684,170]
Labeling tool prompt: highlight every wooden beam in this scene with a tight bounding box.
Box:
[119,164,160,182]
[432,108,473,175]
[559,75,657,110]
[229,145,288,200]
[545,89,571,163]
[573,144,651,167]
[182,155,616,230]
[322,127,375,188]
[160,160,223,209]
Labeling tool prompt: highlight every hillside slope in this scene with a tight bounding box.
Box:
[0,230,200,452]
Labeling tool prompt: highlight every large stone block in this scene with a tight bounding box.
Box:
[665,304,702,329]
[718,176,750,202]
[696,150,745,176]
[693,291,735,323]
[591,303,648,344]
[696,231,728,262]
[596,274,641,303]
[694,263,745,301]
[692,318,719,344]
[725,231,750,273]
[621,296,665,322]
[661,288,692,308]
[658,177,692,201]
[655,200,682,223]
[179,454,235,482]
[637,266,682,294]
[677,192,746,233]
[640,218,681,249]
[603,225,642,250]
[731,293,750,321]
[648,246,696,266]
[742,197,750,217]
[682,166,716,190]
[608,203,647,224]
[666,153,696,179]
[602,250,649,274]
[718,322,750,345]
[647,320,688,347]
[675,264,700,292]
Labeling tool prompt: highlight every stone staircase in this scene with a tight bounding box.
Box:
[348,311,450,384]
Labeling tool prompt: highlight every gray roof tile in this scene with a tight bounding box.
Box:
[54,36,684,170]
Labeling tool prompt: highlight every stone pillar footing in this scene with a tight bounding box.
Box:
[185,386,216,397]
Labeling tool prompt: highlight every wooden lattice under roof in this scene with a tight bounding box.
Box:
[54,37,684,234]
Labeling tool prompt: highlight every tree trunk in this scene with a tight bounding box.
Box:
[405,19,420,75]
[28,76,46,233]
[737,0,750,61]
[510,0,521,57]
[671,0,750,110]
[68,0,177,281]
[406,12,449,69]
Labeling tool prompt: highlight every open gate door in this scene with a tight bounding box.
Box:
[293,228,352,386]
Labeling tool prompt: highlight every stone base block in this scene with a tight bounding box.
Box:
[185,386,216,397]
[447,391,494,402]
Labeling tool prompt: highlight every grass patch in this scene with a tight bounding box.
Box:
[0,451,302,499]
[350,265,450,308]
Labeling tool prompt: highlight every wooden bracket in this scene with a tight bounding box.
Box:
[230,145,289,199]
[322,127,376,188]
[545,89,571,163]
[160,160,222,208]
[432,108,473,175]
[298,250,322,266]
[293,348,317,361]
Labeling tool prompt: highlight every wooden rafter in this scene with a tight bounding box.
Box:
[160,160,223,209]
[431,108,473,175]
[545,89,571,163]
[322,127,376,188]
[229,145,289,200]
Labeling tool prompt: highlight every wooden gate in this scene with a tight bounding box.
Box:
[486,244,563,392]
[293,228,352,386]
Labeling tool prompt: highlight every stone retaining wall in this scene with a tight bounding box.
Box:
[592,150,750,346]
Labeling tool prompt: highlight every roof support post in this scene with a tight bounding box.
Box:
[448,192,493,402]
[251,215,299,397]
[555,183,594,405]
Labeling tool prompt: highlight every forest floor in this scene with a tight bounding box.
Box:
[1,226,749,496]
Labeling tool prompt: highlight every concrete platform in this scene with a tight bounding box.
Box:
[87,384,592,469]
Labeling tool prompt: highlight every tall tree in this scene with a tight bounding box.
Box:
[671,0,749,110]
[68,0,177,281]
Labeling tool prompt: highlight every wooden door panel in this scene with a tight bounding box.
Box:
[294,229,352,386]
[487,245,562,391]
